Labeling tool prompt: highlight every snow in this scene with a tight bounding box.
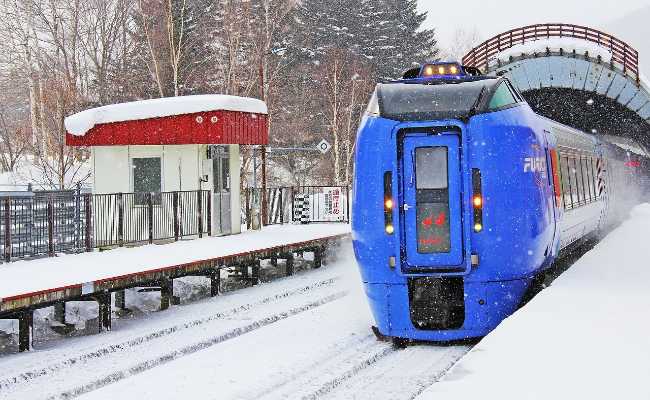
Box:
[493,37,614,64]
[641,73,650,95]
[0,242,467,400]
[0,223,349,301]
[65,95,268,136]
[417,203,650,400]
[0,158,91,191]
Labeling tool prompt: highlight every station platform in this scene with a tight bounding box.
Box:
[0,223,350,317]
[418,204,650,400]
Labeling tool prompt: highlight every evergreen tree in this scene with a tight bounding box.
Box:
[366,0,438,78]
[296,0,438,79]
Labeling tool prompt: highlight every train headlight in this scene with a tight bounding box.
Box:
[472,195,482,208]
[385,199,394,209]
[474,223,483,232]
[385,224,395,234]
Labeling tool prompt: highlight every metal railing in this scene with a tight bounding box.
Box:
[92,190,211,248]
[462,23,640,83]
[1,190,91,260]
[0,185,349,263]
[244,186,350,227]
[0,189,211,262]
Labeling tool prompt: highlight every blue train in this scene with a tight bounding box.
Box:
[352,62,649,343]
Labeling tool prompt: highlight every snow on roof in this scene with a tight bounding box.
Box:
[491,37,614,65]
[65,95,268,136]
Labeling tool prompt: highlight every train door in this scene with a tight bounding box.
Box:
[401,134,463,268]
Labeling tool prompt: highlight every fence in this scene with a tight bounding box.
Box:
[0,189,211,262]
[92,191,211,248]
[243,186,350,228]
[462,23,640,83]
[0,185,349,263]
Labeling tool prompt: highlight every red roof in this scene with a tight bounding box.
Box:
[66,110,268,146]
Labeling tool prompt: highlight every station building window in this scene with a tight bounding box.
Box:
[132,157,162,205]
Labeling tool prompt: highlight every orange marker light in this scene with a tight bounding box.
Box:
[385,199,394,209]
[473,196,483,208]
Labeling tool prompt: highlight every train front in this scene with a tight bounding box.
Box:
[352,63,557,342]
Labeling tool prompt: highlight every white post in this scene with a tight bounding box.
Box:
[230,145,241,234]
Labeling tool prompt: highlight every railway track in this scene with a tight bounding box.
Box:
[0,244,471,400]
[0,270,346,400]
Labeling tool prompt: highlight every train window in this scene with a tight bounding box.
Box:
[568,158,579,206]
[584,158,594,201]
[575,157,585,205]
[560,156,572,209]
[592,158,600,199]
[505,80,523,102]
[488,83,518,110]
[577,157,586,203]
[415,147,448,189]
[378,81,486,121]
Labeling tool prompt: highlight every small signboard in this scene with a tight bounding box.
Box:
[323,187,345,221]
[317,139,331,154]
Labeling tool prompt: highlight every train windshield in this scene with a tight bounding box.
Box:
[377,80,487,121]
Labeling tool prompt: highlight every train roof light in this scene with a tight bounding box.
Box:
[419,62,465,79]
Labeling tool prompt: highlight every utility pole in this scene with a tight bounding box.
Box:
[259,55,268,227]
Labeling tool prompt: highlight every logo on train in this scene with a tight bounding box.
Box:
[524,144,547,187]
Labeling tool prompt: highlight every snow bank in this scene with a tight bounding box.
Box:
[65,95,268,136]
[418,203,650,400]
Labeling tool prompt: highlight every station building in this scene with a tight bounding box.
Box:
[65,95,268,237]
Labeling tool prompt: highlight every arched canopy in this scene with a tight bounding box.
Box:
[463,23,650,151]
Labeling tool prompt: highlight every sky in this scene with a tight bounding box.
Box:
[418,0,649,56]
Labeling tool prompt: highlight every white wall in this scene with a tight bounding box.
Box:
[93,145,202,194]
[92,144,241,236]
[92,146,129,194]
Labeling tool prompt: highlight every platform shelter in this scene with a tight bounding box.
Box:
[65,95,268,236]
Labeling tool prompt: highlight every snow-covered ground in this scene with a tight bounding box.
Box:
[0,223,350,300]
[418,203,650,400]
[2,204,649,399]
[0,242,468,400]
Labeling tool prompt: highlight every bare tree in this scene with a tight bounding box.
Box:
[79,0,133,105]
[317,48,373,185]
[442,27,482,62]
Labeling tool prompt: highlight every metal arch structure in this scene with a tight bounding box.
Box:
[462,23,650,151]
